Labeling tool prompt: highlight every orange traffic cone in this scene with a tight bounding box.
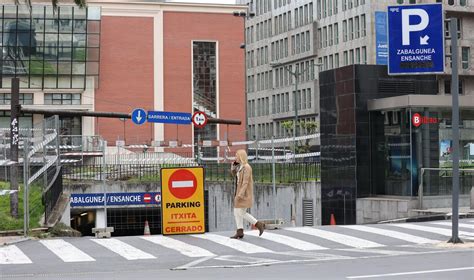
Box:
[144,220,151,236]
[330,214,336,226]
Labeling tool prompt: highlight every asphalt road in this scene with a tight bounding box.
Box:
[1,219,473,280]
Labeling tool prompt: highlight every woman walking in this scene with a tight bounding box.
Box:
[230,149,265,239]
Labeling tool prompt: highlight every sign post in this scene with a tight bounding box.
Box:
[388,4,444,75]
[161,167,205,235]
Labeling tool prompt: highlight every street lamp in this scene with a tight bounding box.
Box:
[233,8,255,143]
[270,61,321,160]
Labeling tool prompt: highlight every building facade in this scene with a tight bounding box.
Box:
[0,0,247,157]
[240,0,473,142]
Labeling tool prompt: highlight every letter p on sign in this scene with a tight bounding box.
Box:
[402,9,429,45]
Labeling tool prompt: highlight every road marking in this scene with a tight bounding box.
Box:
[342,225,437,244]
[285,227,383,249]
[347,266,474,279]
[338,248,414,256]
[245,230,327,251]
[0,245,32,264]
[430,221,474,230]
[140,236,215,257]
[40,239,95,262]
[91,238,156,260]
[390,223,474,237]
[191,233,273,254]
[215,255,278,264]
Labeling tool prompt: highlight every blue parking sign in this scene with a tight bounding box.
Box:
[388,4,444,75]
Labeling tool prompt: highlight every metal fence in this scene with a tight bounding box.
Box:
[62,161,320,184]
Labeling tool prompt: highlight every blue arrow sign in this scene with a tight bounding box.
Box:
[388,4,444,75]
[131,108,146,125]
[147,111,192,125]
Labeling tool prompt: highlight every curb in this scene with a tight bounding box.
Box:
[1,237,30,246]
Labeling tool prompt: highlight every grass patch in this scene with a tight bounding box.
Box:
[0,182,44,231]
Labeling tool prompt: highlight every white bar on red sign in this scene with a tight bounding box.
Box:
[171,180,194,188]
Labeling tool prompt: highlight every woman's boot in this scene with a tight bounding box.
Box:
[254,221,265,236]
[230,228,244,239]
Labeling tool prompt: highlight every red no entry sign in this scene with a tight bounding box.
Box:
[168,169,198,199]
[143,193,151,203]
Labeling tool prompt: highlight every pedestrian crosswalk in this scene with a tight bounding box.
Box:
[1,220,473,265]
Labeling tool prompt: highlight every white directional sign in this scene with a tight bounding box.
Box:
[388,4,444,75]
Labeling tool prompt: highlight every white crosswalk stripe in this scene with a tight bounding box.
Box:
[0,245,32,264]
[245,230,327,251]
[140,236,215,257]
[389,223,474,237]
[342,225,438,244]
[284,227,383,249]
[191,233,273,254]
[40,239,95,262]
[430,221,474,230]
[91,238,156,260]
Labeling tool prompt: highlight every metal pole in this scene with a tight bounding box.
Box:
[271,135,276,222]
[55,115,60,169]
[449,19,462,244]
[10,77,20,218]
[102,140,108,228]
[293,70,298,162]
[43,120,47,189]
[23,131,29,237]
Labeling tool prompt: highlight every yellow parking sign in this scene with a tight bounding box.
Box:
[161,167,205,235]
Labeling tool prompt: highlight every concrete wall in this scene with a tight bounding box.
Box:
[356,197,418,224]
[64,180,321,232]
[357,195,471,224]
[206,181,321,232]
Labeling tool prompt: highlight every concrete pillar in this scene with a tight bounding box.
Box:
[471,187,474,210]
[95,208,106,228]
[60,203,71,226]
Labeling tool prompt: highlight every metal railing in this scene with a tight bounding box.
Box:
[418,167,474,209]
[43,167,63,223]
[62,162,321,184]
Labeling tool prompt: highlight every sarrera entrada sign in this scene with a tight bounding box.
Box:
[70,192,161,207]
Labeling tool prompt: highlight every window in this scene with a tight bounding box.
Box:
[334,23,339,44]
[304,5,309,24]
[362,47,367,64]
[307,88,312,109]
[329,25,333,46]
[334,0,338,14]
[361,14,366,37]
[306,31,311,51]
[460,0,467,6]
[323,0,327,17]
[343,20,348,42]
[462,47,470,69]
[445,18,461,39]
[0,93,33,105]
[355,16,360,39]
[397,0,403,4]
[44,93,81,105]
[296,34,300,53]
[301,33,306,52]
[355,48,360,64]
[318,29,322,49]
[323,56,328,70]
[349,49,354,64]
[343,51,348,65]
[328,0,332,16]
[335,53,339,68]
[329,54,334,69]
[444,79,464,95]
[323,27,327,47]
[349,18,353,40]
[295,8,299,27]
[288,11,291,29]
[309,3,313,22]
[343,0,347,11]
[317,0,321,19]
[409,0,416,3]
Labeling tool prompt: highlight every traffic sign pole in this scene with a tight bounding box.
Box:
[448,19,462,244]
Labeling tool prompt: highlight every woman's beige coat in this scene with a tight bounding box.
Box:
[231,163,254,208]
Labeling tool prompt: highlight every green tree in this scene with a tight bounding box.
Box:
[15,0,86,8]
[281,120,319,153]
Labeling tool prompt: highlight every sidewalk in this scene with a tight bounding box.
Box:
[0,235,29,246]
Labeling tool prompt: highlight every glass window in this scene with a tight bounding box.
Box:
[343,51,348,65]
[349,18,353,40]
[445,18,461,39]
[334,23,339,44]
[317,0,321,19]
[44,93,81,105]
[334,0,338,14]
[355,16,360,39]
[362,46,367,64]
[343,20,347,42]
[329,25,333,46]
[355,48,360,64]
[460,0,467,6]
[335,53,339,68]
[361,14,366,37]
[462,47,470,70]
[323,27,327,47]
